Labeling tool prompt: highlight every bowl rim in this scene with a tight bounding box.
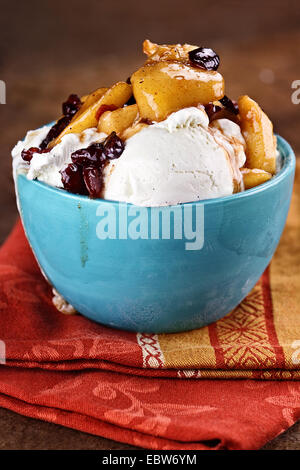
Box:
[17,134,296,208]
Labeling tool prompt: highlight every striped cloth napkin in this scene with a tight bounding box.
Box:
[0,161,299,449]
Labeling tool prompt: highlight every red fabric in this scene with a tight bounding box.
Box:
[0,221,300,450]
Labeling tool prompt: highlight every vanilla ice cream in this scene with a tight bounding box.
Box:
[12,126,106,187]
[103,108,246,205]
[12,107,246,206]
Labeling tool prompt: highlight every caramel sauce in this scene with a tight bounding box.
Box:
[209,126,245,194]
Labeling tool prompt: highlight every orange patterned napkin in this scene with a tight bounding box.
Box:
[0,163,299,381]
[0,163,299,450]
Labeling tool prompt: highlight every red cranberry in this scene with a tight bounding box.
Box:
[62,133,124,198]
[188,47,220,71]
[71,143,106,167]
[60,163,87,195]
[83,167,103,198]
[103,131,124,160]
[219,95,239,115]
[21,147,40,162]
[40,94,82,150]
[62,94,81,117]
[205,103,222,121]
[21,146,50,162]
[40,115,72,150]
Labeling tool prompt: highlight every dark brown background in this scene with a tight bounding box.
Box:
[0,0,299,450]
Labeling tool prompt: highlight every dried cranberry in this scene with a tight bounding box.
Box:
[60,163,87,195]
[71,143,106,167]
[40,94,82,150]
[21,147,40,162]
[188,47,220,71]
[103,131,125,160]
[21,146,50,162]
[205,102,239,123]
[83,167,103,198]
[40,115,72,150]
[62,94,81,117]
[96,104,117,121]
[62,132,124,198]
[204,103,222,121]
[219,95,239,115]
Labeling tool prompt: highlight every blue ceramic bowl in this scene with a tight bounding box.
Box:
[16,135,295,333]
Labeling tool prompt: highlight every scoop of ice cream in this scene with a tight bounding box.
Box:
[12,107,246,206]
[103,108,246,206]
[12,126,106,187]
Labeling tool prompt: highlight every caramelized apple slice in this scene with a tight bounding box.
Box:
[79,87,108,114]
[121,122,149,140]
[241,168,272,189]
[131,62,224,122]
[98,104,139,135]
[50,82,132,146]
[80,94,89,104]
[238,95,277,175]
[143,39,197,64]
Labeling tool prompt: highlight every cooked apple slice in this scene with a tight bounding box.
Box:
[238,95,277,174]
[241,168,272,189]
[79,87,108,114]
[131,62,224,121]
[121,122,149,140]
[50,82,132,146]
[143,39,197,64]
[98,104,139,135]
[80,94,89,103]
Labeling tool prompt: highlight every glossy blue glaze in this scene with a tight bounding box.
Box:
[16,136,295,333]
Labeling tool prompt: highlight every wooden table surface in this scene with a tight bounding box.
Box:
[0,0,299,450]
